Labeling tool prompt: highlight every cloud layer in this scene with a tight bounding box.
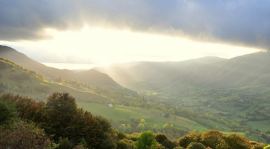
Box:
[1,0,270,49]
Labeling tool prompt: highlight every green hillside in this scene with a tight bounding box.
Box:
[0,45,136,98]
[101,53,270,142]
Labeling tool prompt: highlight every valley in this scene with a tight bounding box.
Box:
[1,45,270,143]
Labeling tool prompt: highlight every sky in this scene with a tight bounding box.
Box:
[0,0,269,65]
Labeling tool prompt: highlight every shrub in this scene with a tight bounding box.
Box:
[0,121,50,149]
[136,131,158,149]
[155,134,176,149]
[201,130,226,149]
[117,139,135,149]
[0,94,45,123]
[0,101,16,124]
[225,134,251,149]
[173,147,184,149]
[178,132,201,148]
[186,142,206,149]
[57,138,73,149]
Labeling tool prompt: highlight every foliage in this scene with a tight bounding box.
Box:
[0,100,16,124]
[0,93,266,149]
[44,93,77,140]
[200,130,225,149]
[178,132,201,148]
[225,134,252,149]
[155,134,176,149]
[117,139,135,149]
[178,131,264,149]
[57,138,73,149]
[0,121,50,149]
[186,142,206,149]
[136,131,158,149]
[0,93,116,149]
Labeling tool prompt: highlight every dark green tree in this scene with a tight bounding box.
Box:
[44,93,77,140]
[0,101,16,125]
[136,131,157,149]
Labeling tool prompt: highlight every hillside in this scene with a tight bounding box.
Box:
[100,53,270,142]
[0,58,114,102]
[0,45,138,101]
[101,52,270,96]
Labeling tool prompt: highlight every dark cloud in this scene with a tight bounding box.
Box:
[0,0,270,49]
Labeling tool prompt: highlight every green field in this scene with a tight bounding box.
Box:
[78,101,207,133]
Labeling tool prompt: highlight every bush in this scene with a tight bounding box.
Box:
[178,132,201,148]
[0,101,16,124]
[186,142,206,149]
[117,139,135,149]
[57,138,73,149]
[225,134,251,149]
[0,94,45,123]
[155,134,176,149]
[0,121,50,149]
[136,131,158,149]
[201,130,226,149]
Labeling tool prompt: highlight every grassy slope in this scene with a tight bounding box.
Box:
[0,58,110,102]
[0,45,138,102]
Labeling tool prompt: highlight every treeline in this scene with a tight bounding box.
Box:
[0,93,268,149]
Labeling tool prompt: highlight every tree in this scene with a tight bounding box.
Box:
[136,131,157,149]
[44,93,77,140]
[0,101,16,124]
[44,93,116,148]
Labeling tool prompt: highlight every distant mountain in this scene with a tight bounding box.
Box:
[0,45,137,100]
[99,56,225,92]
[101,52,270,95]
